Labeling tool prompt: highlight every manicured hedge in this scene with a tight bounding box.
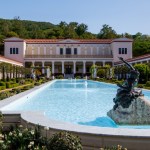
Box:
[145,81,150,87]
[0,82,6,86]
[0,86,6,90]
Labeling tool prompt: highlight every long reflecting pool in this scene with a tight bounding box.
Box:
[2,79,150,129]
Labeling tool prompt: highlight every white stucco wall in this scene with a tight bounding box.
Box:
[111,40,133,62]
[4,38,26,63]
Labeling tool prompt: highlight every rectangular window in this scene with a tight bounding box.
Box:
[60,48,63,55]
[76,67,79,71]
[13,48,16,54]
[125,48,127,54]
[86,67,90,72]
[16,48,19,54]
[66,48,71,54]
[122,48,124,54]
[119,48,121,54]
[10,48,12,54]
[74,48,77,55]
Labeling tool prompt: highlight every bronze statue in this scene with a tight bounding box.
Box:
[113,57,142,110]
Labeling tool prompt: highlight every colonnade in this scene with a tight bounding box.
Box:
[25,60,113,75]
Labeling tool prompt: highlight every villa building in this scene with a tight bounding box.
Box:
[4,37,133,76]
[114,53,150,66]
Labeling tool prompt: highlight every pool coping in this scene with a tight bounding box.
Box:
[1,79,150,138]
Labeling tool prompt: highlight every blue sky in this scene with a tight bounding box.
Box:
[0,0,150,35]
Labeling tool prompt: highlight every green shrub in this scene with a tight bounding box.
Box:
[34,82,41,86]
[25,78,34,83]
[0,92,10,100]
[56,75,64,79]
[145,81,150,87]
[0,82,6,86]
[48,131,82,150]
[6,82,12,88]
[99,78,105,81]
[11,78,16,82]
[115,80,123,85]
[12,88,22,94]
[19,79,26,85]
[0,86,6,90]
[137,84,144,88]
[22,86,31,91]
[75,76,81,79]
[112,78,117,82]
[11,83,19,88]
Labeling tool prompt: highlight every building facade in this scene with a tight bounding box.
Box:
[114,54,150,66]
[4,37,133,76]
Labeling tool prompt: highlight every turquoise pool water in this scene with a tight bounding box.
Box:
[2,79,150,129]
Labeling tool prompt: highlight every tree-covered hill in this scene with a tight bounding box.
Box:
[0,17,150,57]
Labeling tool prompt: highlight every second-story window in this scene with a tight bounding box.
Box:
[60,48,63,55]
[66,48,71,54]
[16,48,19,54]
[10,48,12,54]
[118,48,127,54]
[125,48,127,54]
[13,48,16,54]
[10,48,19,54]
[74,48,77,54]
[122,48,124,54]
[119,48,121,54]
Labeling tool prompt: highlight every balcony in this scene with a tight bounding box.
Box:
[25,55,113,59]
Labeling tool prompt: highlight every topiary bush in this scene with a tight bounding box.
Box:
[75,76,81,79]
[145,81,150,87]
[56,75,64,79]
[48,131,82,150]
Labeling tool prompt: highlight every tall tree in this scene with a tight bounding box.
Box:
[97,24,117,39]
[75,23,88,37]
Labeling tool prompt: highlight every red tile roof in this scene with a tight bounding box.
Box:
[25,39,112,44]
[0,55,23,66]
[114,54,150,65]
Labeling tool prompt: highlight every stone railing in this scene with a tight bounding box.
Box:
[25,55,113,58]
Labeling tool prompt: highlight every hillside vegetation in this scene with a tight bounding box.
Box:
[0,17,150,57]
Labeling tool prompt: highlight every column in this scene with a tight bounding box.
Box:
[93,61,95,66]
[62,61,64,74]
[38,47,40,55]
[103,61,105,67]
[97,47,99,55]
[71,47,74,55]
[73,61,76,74]
[32,61,35,67]
[90,47,92,55]
[42,61,45,74]
[52,61,55,74]
[83,61,86,74]
[44,47,46,55]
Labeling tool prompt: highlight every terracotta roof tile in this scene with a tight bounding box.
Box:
[114,54,150,65]
[25,39,112,44]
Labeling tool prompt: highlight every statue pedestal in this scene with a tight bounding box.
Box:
[107,96,150,125]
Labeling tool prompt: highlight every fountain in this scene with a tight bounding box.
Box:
[85,81,88,87]
[107,57,150,125]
